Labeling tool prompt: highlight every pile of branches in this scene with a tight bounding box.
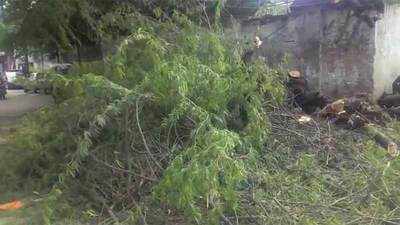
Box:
[1,15,286,224]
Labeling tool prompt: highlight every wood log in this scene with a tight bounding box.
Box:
[362,124,399,157]
[377,95,400,108]
[317,99,345,118]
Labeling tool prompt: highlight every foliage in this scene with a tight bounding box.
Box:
[3,0,227,58]
[0,13,284,224]
[0,22,14,51]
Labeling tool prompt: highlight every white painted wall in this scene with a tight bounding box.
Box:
[373,4,400,99]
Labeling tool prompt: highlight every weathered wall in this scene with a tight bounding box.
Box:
[373,3,400,99]
[318,8,376,98]
[239,4,380,98]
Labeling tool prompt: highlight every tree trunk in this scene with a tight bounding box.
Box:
[41,51,44,72]
[76,44,82,65]
[56,48,61,64]
[23,49,29,76]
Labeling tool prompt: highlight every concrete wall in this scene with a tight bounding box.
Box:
[238,4,382,98]
[318,8,376,98]
[373,3,400,99]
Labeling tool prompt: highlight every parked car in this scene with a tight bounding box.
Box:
[5,69,24,89]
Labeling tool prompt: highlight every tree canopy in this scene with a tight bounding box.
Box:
[2,0,228,54]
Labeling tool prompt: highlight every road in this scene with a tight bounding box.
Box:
[0,90,53,124]
[0,90,53,144]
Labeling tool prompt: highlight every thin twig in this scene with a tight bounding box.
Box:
[90,154,157,182]
[136,96,163,170]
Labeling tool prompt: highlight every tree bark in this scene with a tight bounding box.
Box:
[56,47,61,63]
[23,48,29,75]
[76,44,82,65]
[41,51,44,72]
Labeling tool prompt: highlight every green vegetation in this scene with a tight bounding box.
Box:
[1,1,400,225]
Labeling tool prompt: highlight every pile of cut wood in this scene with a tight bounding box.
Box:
[313,97,398,158]
[378,94,400,119]
[287,70,399,158]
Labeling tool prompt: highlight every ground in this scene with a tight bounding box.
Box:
[0,90,52,143]
[0,90,53,225]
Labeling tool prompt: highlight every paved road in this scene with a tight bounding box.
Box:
[0,90,53,143]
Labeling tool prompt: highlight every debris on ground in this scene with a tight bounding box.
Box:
[284,69,400,157]
[317,99,345,118]
[388,106,400,118]
[298,115,312,124]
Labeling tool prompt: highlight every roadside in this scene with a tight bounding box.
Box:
[0,90,53,225]
[0,90,53,143]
